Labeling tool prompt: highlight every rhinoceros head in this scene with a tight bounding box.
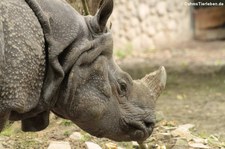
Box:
[52,0,166,142]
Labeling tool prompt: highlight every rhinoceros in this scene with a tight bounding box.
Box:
[0,0,166,141]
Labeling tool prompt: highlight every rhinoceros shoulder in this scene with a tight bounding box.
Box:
[25,0,85,104]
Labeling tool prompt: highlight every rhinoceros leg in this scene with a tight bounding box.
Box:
[0,112,9,131]
[21,111,50,132]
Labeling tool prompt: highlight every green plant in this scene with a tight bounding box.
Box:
[61,120,72,126]
[0,127,14,137]
[63,131,71,137]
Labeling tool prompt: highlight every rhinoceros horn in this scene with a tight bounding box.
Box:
[141,66,167,100]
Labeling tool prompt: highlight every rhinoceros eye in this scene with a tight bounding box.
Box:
[118,82,127,97]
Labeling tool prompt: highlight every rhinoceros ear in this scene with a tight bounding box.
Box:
[91,0,113,33]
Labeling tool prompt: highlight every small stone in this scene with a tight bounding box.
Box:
[148,0,157,7]
[173,139,189,149]
[69,132,83,141]
[138,3,150,21]
[85,142,102,149]
[131,18,140,27]
[131,37,141,50]
[0,143,5,149]
[156,1,167,16]
[149,9,156,15]
[138,142,149,149]
[132,34,154,50]
[47,141,71,149]
[105,142,117,149]
[127,1,135,11]
[188,142,210,149]
[141,34,155,50]
[0,137,8,141]
[153,32,167,46]
[132,141,139,148]
[147,26,157,37]
[126,29,136,41]
[171,124,195,141]
[166,1,176,12]
[167,20,177,31]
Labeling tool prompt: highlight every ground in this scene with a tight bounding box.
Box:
[158,73,225,140]
[0,40,225,149]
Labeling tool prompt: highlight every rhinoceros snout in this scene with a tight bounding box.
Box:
[119,114,155,141]
[143,118,155,131]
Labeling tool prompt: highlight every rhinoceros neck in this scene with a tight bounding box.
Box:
[9,0,86,120]
[25,0,85,107]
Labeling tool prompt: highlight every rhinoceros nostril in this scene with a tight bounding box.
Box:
[143,120,155,129]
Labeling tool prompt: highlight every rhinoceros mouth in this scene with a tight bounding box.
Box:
[119,117,154,141]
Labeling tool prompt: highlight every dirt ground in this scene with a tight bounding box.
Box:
[157,73,225,140]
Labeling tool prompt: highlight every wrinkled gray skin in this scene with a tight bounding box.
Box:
[0,0,166,141]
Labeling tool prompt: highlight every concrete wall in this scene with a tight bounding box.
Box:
[110,0,193,50]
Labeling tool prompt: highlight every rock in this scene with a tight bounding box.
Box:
[156,1,167,16]
[138,3,150,21]
[111,0,192,50]
[131,37,141,50]
[153,31,167,46]
[0,137,8,142]
[150,9,156,15]
[85,142,102,149]
[173,124,195,133]
[155,22,164,31]
[127,1,135,11]
[171,124,195,141]
[173,139,189,149]
[0,143,5,149]
[192,137,206,143]
[105,142,117,149]
[132,141,139,149]
[132,34,155,50]
[47,141,71,149]
[148,0,157,7]
[166,1,176,12]
[188,142,210,149]
[147,26,157,37]
[69,132,83,141]
[126,28,136,41]
[131,18,140,28]
[167,20,177,31]
[113,36,127,50]
[138,142,149,149]
[117,147,125,149]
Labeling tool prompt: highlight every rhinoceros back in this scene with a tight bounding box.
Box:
[0,0,45,113]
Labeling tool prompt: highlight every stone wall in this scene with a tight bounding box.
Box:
[109,0,193,50]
